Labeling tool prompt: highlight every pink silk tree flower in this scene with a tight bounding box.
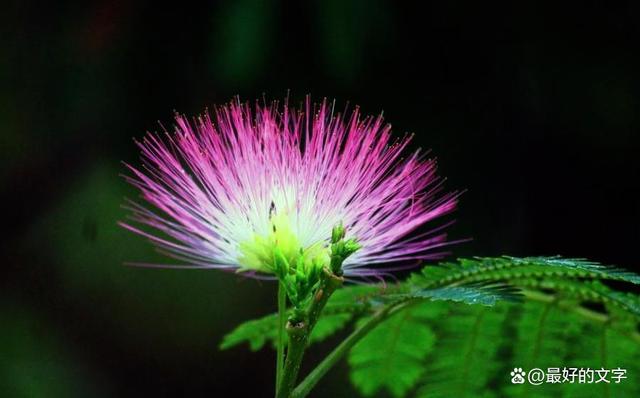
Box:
[120,97,459,279]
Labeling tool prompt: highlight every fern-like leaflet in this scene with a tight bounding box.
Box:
[220,257,640,397]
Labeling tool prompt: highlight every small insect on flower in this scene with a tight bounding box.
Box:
[120,97,459,282]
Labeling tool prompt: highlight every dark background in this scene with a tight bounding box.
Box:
[1,1,639,397]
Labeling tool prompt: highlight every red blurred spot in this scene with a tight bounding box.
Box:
[82,0,130,53]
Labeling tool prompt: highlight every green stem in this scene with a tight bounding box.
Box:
[276,281,286,394]
[276,269,343,398]
[277,320,308,398]
[307,269,344,329]
[291,299,416,398]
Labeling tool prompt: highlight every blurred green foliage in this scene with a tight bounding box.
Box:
[0,302,108,397]
[211,0,274,86]
[27,162,273,352]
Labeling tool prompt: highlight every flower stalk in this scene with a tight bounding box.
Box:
[276,281,287,391]
[276,225,355,397]
[276,268,343,398]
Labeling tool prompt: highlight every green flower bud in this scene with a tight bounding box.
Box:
[331,222,346,244]
[343,239,361,256]
[273,246,290,278]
